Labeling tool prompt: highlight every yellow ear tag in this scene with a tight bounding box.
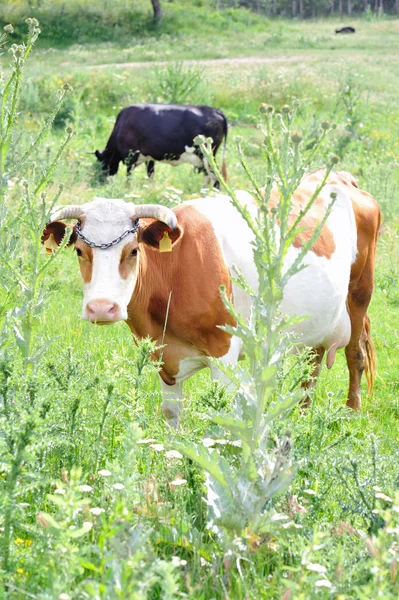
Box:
[159,231,172,253]
[43,233,59,255]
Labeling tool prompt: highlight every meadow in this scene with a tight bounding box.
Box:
[1,2,399,598]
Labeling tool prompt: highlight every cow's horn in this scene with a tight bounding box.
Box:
[50,205,84,221]
[129,204,177,230]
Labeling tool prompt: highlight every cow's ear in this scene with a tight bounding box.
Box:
[139,220,183,252]
[41,221,77,254]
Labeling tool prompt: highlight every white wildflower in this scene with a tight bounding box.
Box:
[78,485,93,493]
[90,507,105,516]
[386,527,399,534]
[54,488,65,495]
[83,522,93,530]
[58,594,71,600]
[375,492,393,502]
[166,186,183,194]
[112,483,125,490]
[169,478,187,487]
[149,443,164,452]
[137,438,157,444]
[315,579,332,588]
[282,521,303,530]
[306,563,327,574]
[171,555,187,567]
[165,450,183,459]
[370,566,379,574]
[98,469,112,477]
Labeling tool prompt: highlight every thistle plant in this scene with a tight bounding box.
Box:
[0,19,74,577]
[176,105,337,541]
[0,19,74,369]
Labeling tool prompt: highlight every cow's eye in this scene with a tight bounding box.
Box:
[76,248,82,257]
[131,248,138,257]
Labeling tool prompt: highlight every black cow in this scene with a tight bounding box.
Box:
[94,103,228,187]
[335,26,355,34]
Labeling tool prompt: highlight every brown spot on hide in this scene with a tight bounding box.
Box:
[268,187,336,259]
[119,240,139,280]
[126,205,235,383]
[75,241,93,283]
[306,169,359,190]
[148,294,168,326]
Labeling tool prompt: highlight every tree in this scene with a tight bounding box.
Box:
[150,0,162,22]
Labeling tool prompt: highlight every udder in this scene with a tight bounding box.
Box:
[323,306,352,368]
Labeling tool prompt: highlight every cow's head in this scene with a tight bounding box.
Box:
[94,149,111,175]
[94,150,103,162]
[42,198,180,324]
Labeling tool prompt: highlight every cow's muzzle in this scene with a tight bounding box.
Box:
[85,299,123,324]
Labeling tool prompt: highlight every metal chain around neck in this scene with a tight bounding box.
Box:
[75,219,139,249]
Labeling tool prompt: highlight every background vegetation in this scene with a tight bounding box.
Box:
[0,2,399,598]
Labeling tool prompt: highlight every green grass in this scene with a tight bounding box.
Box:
[1,7,399,598]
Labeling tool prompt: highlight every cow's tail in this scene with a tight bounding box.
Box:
[363,313,376,395]
[220,113,228,183]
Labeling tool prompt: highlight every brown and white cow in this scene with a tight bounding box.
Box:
[42,170,380,427]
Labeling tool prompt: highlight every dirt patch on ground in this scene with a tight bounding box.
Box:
[84,55,308,70]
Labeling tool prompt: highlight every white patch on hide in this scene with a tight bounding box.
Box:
[79,198,139,321]
[281,184,357,352]
[136,149,203,168]
[185,185,357,358]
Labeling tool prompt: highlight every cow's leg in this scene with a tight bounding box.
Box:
[345,253,377,410]
[146,160,155,180]
[126,156,139,176]
[345,207,378,410]
[159,377,182,429]
[301,346,325,408]
[345,297,375,411]
[124,150,140,176]
[211,145,222,189]
[201,156,218,189]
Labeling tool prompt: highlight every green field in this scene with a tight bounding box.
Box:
[1,3,399,598]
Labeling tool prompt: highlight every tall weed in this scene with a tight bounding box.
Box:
[176,107,337,555]
[0,19,73,580]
